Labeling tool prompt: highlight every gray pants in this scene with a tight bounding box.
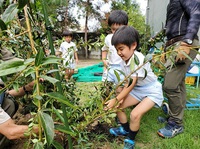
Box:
[163,40,199,126]
[0,94,18,148]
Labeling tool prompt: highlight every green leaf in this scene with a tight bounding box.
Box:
[143,68,147,80]
[0,65,26,76]
[134,54,140,65]
[13,83,20,92]
[53,108,64,123]
[55,124,76,136]
[40,75,59,84]
[46,69,59,74]
[180,50,193,62]
[41,56,61,66]
[35,95,43,100]
[114,70,120,83]
[127,78,133,87]
[24,58,34,65]
[24,67,35,77]
[0,19,7,30]
[33,141,43,149]
[39,111,54,147]
[46,92,77,109]
[130,58,135,72]
[52,140,64,149]
[35,49,44,67]
[18,0,29,9]
[115,69,126,77]
[157,61,166,70]
[2,4,18,23]
[0,60,24,70]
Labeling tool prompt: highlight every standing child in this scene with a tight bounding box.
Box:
[101,10,128,96]
[105,26,164,149]
[58,30,78,81]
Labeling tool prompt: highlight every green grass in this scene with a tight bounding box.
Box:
[74,82,200,149]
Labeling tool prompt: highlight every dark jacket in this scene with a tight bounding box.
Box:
[165,0,200,40]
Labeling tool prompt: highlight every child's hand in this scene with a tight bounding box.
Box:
[103,60,108,69]
[104,98,117,110]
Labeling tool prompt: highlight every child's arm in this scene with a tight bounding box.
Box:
[7,79,44,97]
[7,81,35,97]
[74,51,78,63]
[102,50,108,69]
[105,76,138,109]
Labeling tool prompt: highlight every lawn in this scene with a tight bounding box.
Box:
[6,76,200,149]
[75,82,200,149]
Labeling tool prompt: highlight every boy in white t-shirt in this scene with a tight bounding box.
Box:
[105,26,164,149]
[101,10,128,98]
[58,30,78,81]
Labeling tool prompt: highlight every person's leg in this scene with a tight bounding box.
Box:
[158,45,197,138]
[129,98,155,132]
[69,69,75,79]
[163,49,197,125]
[123,98,155,149]
[116,92,141,123]
[65,68,70,81]
[109,94,139,136]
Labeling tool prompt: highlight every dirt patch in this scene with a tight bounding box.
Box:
[76,58,102,68]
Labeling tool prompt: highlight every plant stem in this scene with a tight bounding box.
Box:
[41,0,73,148]
[24,5,37,55]
[35,67,42,141]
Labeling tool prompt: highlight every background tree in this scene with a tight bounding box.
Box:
[76,0,107,58]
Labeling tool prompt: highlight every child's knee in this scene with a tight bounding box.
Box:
[130,112,141,122]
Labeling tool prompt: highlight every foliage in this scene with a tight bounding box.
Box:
[1,0,74,148]
[75,34,105,52]
[3,0,200,149]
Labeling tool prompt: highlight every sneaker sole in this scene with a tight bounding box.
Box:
[157,132,166,138]
[157,130,183,139]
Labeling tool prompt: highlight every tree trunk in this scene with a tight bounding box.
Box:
[64,0,70,30]
[84,0,89,59]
